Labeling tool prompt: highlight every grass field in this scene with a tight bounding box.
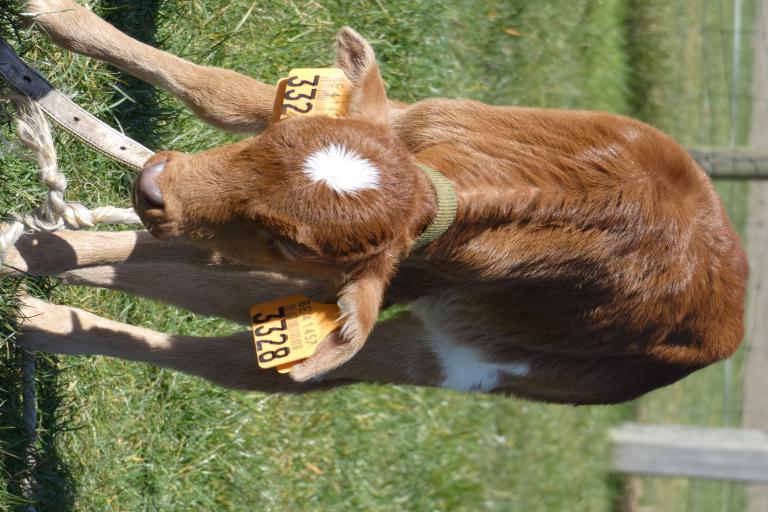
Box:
[0,0,755,510]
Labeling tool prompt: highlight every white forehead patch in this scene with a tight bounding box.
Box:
[303,144,380,194]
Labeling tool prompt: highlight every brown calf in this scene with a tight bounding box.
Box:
[4,0,748,404]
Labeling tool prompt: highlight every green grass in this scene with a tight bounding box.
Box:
[0,0,753,510]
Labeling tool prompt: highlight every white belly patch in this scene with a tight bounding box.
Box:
[428,335,530,392]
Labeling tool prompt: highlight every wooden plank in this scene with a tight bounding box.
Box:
[688,147,768,179]
[610,423,768,482]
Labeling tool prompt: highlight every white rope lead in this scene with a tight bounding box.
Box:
[0,97,141,261]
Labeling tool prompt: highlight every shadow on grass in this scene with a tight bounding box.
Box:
[0,280,76,511]
[2,6,80,503]
[102,0,177,151]
[1,2,169,509]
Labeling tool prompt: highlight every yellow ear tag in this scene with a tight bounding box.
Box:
[271,68,352,124]
[250,295,341,373]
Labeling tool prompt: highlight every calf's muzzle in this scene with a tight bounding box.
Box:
[137,160,166,209]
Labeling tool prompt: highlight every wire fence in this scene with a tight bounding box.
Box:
[627,0,768,511]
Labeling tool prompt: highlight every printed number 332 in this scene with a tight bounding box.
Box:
[281,75,320,115]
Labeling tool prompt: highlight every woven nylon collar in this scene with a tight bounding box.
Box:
[412,163,458,250]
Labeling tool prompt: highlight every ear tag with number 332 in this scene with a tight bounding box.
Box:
[271,68,352,124]
[250,295,341,373]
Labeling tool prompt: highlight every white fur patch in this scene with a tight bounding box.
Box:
[428,335,530,392]
[303,144,379,193]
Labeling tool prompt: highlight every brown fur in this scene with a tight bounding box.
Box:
[6,0,748,404]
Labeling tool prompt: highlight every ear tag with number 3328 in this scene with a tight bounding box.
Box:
[271,68,352,124]
[250,295,341,373]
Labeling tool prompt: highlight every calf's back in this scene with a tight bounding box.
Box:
[385,99,748,403]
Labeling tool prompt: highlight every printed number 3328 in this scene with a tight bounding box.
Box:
[253,307,291,363]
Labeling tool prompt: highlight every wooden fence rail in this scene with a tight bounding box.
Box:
[610,423,768,483]
[689,147,768,180]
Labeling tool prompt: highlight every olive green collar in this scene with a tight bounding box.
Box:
[413,163,458,250]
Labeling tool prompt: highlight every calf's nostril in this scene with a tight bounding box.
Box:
[139,161,166,208]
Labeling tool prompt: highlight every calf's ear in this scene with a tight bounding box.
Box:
[289,254,395,381]
[335,27,389,127]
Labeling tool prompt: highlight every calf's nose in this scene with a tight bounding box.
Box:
[138,160,166,208]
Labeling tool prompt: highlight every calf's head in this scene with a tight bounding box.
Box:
[133,28,433,380]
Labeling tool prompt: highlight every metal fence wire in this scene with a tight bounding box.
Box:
[625,0,768,511]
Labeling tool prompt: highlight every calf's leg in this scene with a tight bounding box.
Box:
[15,296,316,391]
[2,230,328,323]
[15,297,442,390]
[24,0,276,132]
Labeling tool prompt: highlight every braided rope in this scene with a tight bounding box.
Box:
[0,95,142,509]
[0,98,141,249]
